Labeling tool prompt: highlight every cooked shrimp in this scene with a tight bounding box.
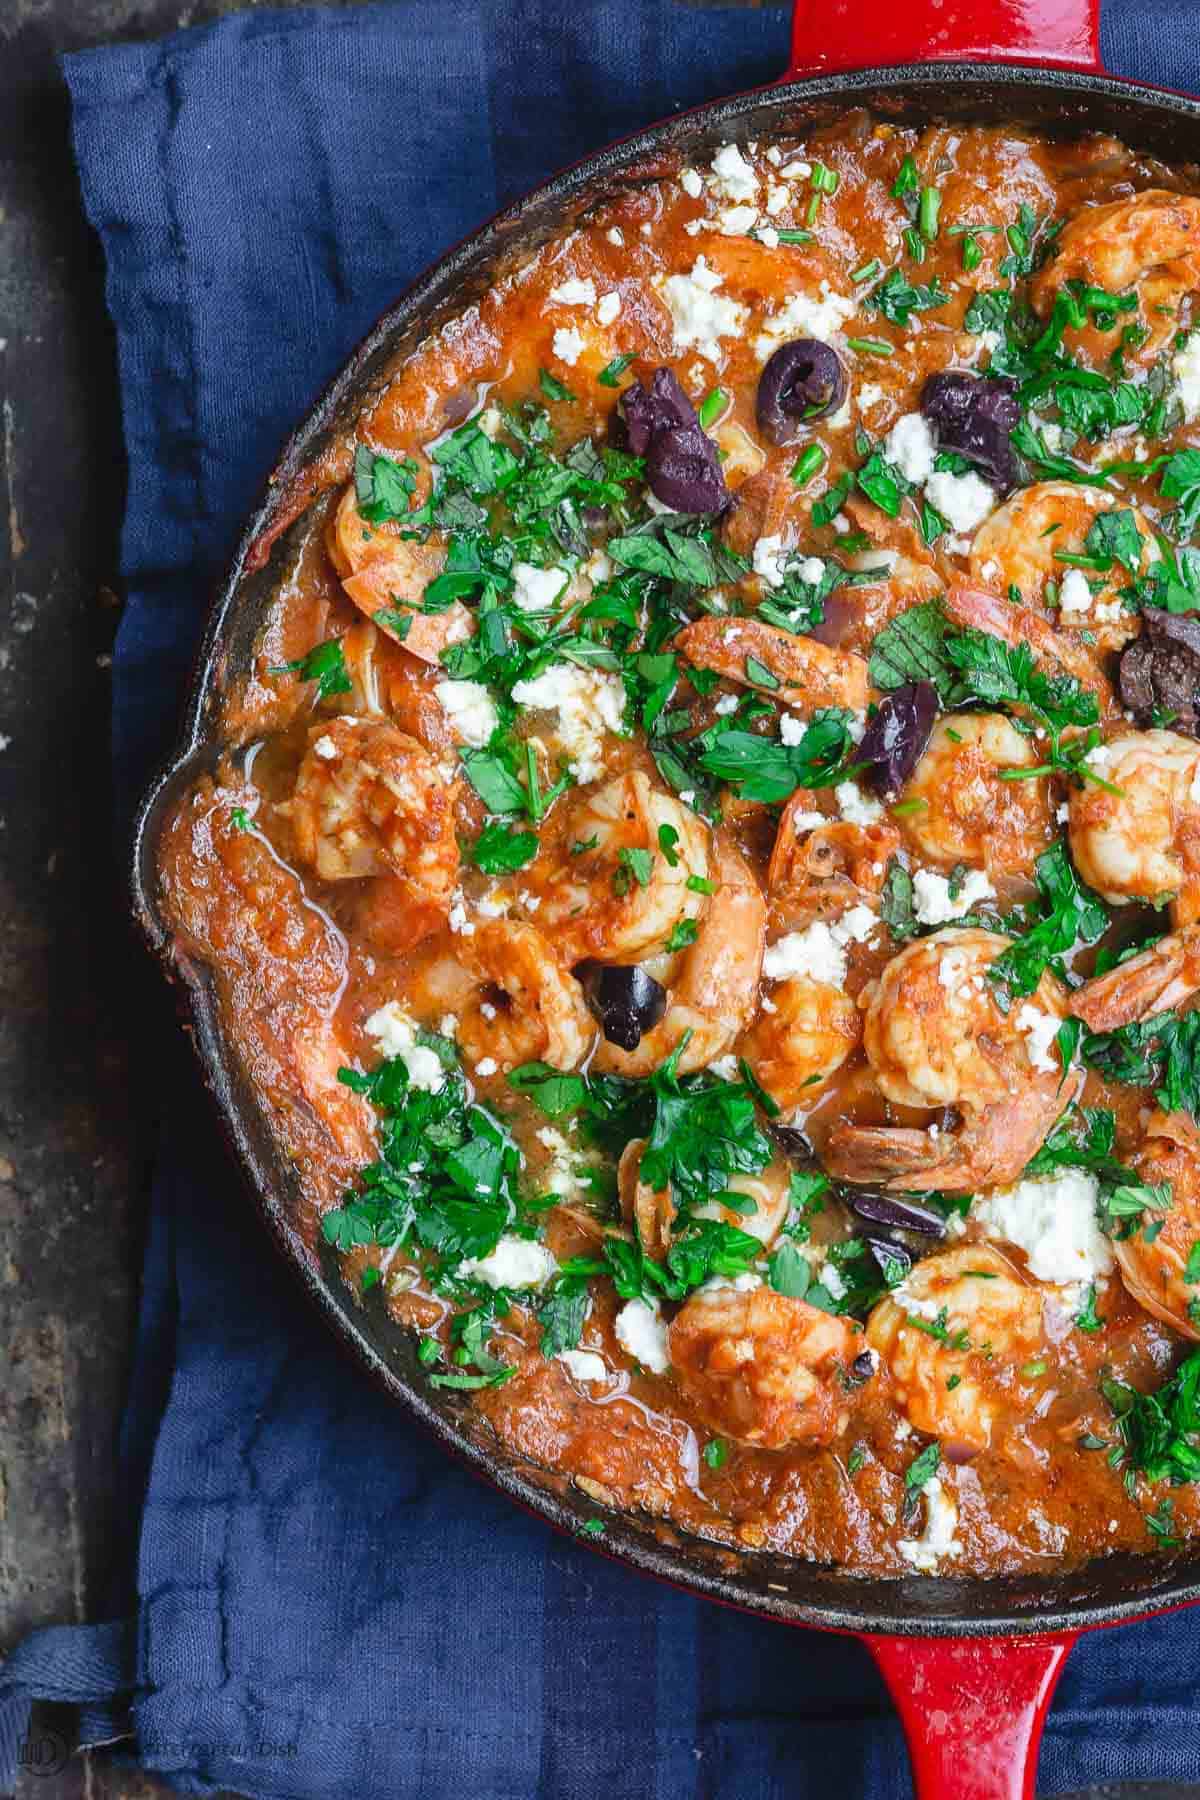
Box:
[741,976,862,1110]
[326,481,474,664]
[866,1245,1045,1453]
[1067,729,1200,923]
[618,1140,792,1258]
[529,772,710,963]
[591,832,766,1076]
[1069,922,1200,1031]
[898,713,1056,879]
[674,616,870,716]
[285,718,459,908]
[1031,190,1200,359]
[669,1283,868,1449]
[457,920,596,1072]
[969,483,1150,646]
[825,928,1073,1190]
[944,582,1116,712]
[1117,1110,1200,1339]
[767,797,901,926]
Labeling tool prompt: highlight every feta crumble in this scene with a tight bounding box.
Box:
[884,412,937,486]
[458,1236,559,1291]
[658,257,748,364]
[680,166,704,199]
[1174,330,1200,420]
[755,284,856,359]
[511,561,569,612]
[898,1476,962,1572]
[557,1349,610,1384]
[614,1298,671,1373]
[1014,1003,1062,1075]
[925,467,995,535]
[552,325,586,366]
[510,661,627,783]
[1058,567,1095,617]
[596,290,621,326]
[549,276,597,306]
[911,867,996,925]
[835,779,884,825]
[313,734,338,761]
[752,532,789,587]
[763,905,879,988]
[709,142,758,202]
[976,1169,1114,1286]
[364,1003,446,1091]
[434,678,499,748]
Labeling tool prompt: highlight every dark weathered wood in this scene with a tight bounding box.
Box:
[1,4,1198,1798]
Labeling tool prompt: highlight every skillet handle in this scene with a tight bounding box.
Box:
[786,0,1101,77]
[865,1632,1078,1800]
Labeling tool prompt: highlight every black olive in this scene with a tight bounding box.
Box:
[865,1237,914,1284]
[577,960,668,1051]
[756,338,847,446]
[619,367,730,515]
[1119,606,1200,736]
[848,1349,878,1387]
[856,681,938,796]
[847,1189,947,1237]
[621,367,696,454]
[920,369,1021,494]
[646,423,730,515]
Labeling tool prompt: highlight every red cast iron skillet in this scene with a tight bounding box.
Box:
[130,0,1200,1791]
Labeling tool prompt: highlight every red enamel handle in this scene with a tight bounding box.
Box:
[787,0,1101,77]
[866,1632,1078,1799]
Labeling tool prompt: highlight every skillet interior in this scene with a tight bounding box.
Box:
[133,64,1200,1636]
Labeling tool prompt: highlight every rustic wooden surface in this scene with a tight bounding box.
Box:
[1,2,1198,1797]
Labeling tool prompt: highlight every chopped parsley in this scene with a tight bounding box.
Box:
[270,636,352,702]
[1102,1349,1200,1491]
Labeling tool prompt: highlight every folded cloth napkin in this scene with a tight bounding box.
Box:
[3,3,1200,1796]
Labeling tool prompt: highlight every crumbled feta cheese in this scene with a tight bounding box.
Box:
[312,734,338,761]
[764,182,789,216]
[898,1476,962,1572]
[552,325,586,366]
[757,225,779,249]
[1174,330,1200,420]
[434,678,499,748]
[820,1262,848,1301]
[976,1169,1114,1286]
[557,1349,609,1384]
[835,779,883,825]
[1058,567,1095,617]
[474,1056,499,1078]
[683,219,704,237]
[937,944,972,992]
[708,1054,741,1082]
[857,381,885,413]
[512,561,568,613]
[755,283,856,358]
[511,661,627,783]
[549,276,597,306]
[606,226,624,247]
[583,549,613,585]
[458,1236,559,1290]
[780,157,812,178]
[714,692,739,716]
[658,257,748,363]
[614,1298,671,1373]
[925,468,995,535]
[447,895,475,937]
[912,867,996,925]
[779,713,808,747]
[478,405,503,440]
[700,1271,764,1294]
[709,142,758,202]
[885,412,937,485]
[364,1003,446,1091]
[680,166,704,198]
[717,203,759,237]
[797,555,826,583]
[1015,1003,1062,1075]
[596,290,621,326]
[752,532,788,587]
[763,905,879,988]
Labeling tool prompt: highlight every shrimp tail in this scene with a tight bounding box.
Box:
[1070,924,1200,1032]
[823,1123,950,1189]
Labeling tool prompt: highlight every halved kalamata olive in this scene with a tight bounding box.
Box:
[577,961,667,1051]
[756,338,847,446]
[1120,606,1200,736]
[856,681,938,796]
[621,367,697,455]
[848,1350,877,1387]
[846,1189,947,1238]
[646,423,730,515]
[920,369,1021,494]
[866,1236,913,1281]
[768,1124,816,1161]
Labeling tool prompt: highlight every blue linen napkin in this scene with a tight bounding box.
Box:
[3,3,1200,1795]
